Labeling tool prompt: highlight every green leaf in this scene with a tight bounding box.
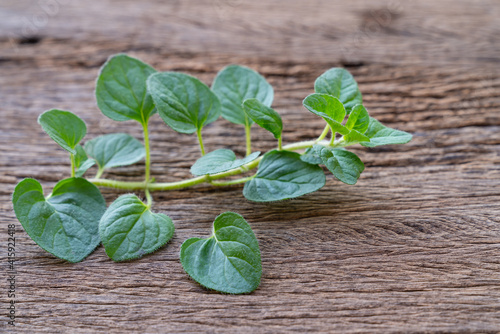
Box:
[96,54,157,125]
[360,117,413,147]
[345,105,370,133]
[147,72,221,134]
[242,98,282,139]
[99,194,175,262]
[191,149,260,176]
[343,130,370,145]
[243,150,325,202]
[74,145,95,177]
[84,133,145,170]
[212,65,273,125]
[314,68,363,113]
[12,178,106,263]
[300,147,322,165]
[313,145,364,185]
[180,212,261,294]
[302,94,349,135]
[38,109,87,154]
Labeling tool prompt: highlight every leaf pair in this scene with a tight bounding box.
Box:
[303,67,412,147]
[13,178,175,262]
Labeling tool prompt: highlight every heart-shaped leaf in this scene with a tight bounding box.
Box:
[99,194,175,261]
[147,72,221,134]
[243,150,325,202]
[180,212,261,294]
[212,65,273,126]
[303,94,349,135]
[38,109,87,154]
[191,149,260,176]
[12,178,106,263]
[84,133,145,171]
[96,54,157,125]
[314,68,363,113]
[360,117,413,147]
[74,144,95,177]
[313,145,365,185]
[242,98,282,139]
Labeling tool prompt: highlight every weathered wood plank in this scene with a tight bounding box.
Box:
[1,0,500,332]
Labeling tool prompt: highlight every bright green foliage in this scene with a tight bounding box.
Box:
[38,109,87,154]
[99,194,175,261]
[242,98,282,139]
[243,150,325,202]
[191,149,260,176]
[361,117,413,147]
[13,55,414,294]
[180,212,261,294]
[312,145,365,185]
[84,133,145,171]
[346,105,370,133]
[314,68,363,113]
[74,145,95,177]
[212,65,273,126]
[303,94,349,135]
[12,178,106,263]
[147,72,221,134]
[95,54,157,125]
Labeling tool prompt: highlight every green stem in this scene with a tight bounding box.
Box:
[70,153,76,178]
[88,138,335,192]
[245,118,252,156]
[145,189,153,208]
[210,175,256,186]
[278,135,282,150]
[317,124,330,142]
[197,129,206,156]
[143,121,151,183]
[95,168,104,180]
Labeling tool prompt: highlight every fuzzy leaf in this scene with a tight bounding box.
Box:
[314,68,363,113]
[95,54,157,125]
[38,109,87,154]
[303,94,349,135]
[300,147,323,165]
[361,117,413,147]
[313,145,364,185]
[12,178,106,262]
[345,104,370,133]
[243,150,325,202]
[84,133,145,170]
[99,194,175,262]
[212,65,273,125]
[180,212,261,294]
[147,72,221,134]
[242,98,282,139]
[74,145,95,177]
[191,149,260,176]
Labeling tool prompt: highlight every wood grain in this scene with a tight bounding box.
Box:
[1,0,500,332]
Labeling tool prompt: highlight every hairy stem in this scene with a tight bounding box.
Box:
[88,138,329,191]
[143,122,152,183]
[95,168,104,179]
[278,136,282,150]
[70,153,76,178]
[245,122,252,156]
[197,129,206,156]
[317,124,330,142]
[145,188,153,208]
[210,175,256,186]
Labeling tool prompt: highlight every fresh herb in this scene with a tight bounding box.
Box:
[12,54,412,294]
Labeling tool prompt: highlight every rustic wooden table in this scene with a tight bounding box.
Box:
[1,0,499,332]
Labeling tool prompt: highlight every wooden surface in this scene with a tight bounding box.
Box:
[1,0,500,332]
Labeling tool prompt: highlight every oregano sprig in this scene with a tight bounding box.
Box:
[12,54,412,294]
